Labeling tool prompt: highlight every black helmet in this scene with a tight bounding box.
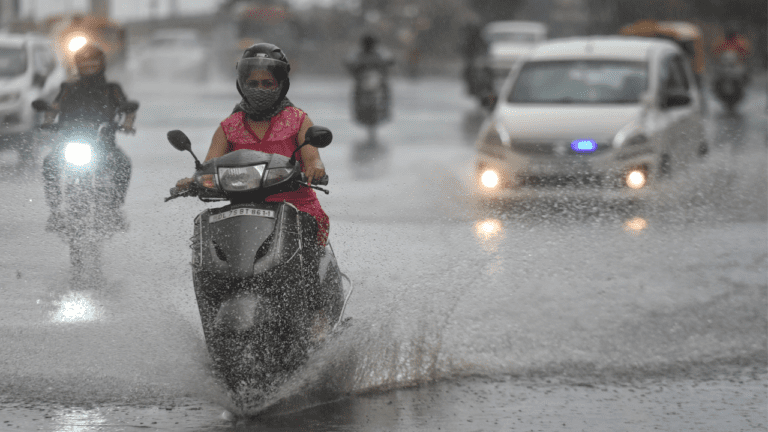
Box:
[74,44,105,64]
[74,44,106,76]
[236,43,291,100]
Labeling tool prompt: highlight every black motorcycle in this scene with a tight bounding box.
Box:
[165,127,353,399]
[32,99,138,272]
[353,68,390,145]
[713,51,747,113]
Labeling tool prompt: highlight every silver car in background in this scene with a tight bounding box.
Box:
[0,33,64,165]
[475,36,708,198]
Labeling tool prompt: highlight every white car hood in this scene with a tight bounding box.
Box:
[496,104,643,141]
[489,43,537,58]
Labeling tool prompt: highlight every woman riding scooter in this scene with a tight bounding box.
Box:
[177,43,329,247]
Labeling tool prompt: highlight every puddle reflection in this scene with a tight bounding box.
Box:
[51,410,106,432]
[49,291,104,324]
[623,216,648,235]
[474,218,503,241]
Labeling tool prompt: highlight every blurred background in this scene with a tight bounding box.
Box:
[0,0,764,79]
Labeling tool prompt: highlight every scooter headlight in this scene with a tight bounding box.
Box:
[217,165,266,192]
[262,167,295,188]
[64,141,93,166]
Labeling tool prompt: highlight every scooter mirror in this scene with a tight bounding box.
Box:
[31,99,50,112]
[167,130,192,152]
[305,126,333,148]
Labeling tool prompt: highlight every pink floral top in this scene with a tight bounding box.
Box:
[221,108,329,245]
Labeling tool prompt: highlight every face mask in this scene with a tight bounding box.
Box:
[242,87,281,111]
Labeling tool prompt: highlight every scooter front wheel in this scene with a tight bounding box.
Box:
[69,235,101,275]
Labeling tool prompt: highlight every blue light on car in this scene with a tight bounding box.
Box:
[571,139,597,153]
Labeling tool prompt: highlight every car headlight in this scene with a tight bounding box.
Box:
[626,169,647,189]
[64,141,92,166]
[480,169,500,188]
[217,165,265,192]
[0,92,21,104]
[262,167,294,188]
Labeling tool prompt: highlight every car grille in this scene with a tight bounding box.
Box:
[511,141,611,156]
[519,173,606,188]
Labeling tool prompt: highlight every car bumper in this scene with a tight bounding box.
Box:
[474,145,658,199]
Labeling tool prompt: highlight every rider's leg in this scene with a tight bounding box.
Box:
[299,211,333,340]
[109,146,132,207]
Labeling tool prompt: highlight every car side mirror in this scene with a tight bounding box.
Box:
[32,73,47,88]
[31,99,51,112]
[662,90,691,109]
[481,92,497,111]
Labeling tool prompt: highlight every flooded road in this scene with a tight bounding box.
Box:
[0,74,765,430]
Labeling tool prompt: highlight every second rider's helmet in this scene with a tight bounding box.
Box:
[236,43,291,101]
[74,44,106,77]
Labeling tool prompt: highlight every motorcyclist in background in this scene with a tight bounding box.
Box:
[41,44,137,231]
[344,34,395,127]
[713,28,751,64]
[711,27,751,109]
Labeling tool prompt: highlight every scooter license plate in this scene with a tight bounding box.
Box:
[209,208,276,223]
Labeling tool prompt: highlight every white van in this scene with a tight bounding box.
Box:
[483,21,547,77]
[0,33,65,165]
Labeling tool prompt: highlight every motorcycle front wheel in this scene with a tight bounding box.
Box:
[69,235,101,276]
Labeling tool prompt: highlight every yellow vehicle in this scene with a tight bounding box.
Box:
[45,14,126,76]
[619,20,706,85]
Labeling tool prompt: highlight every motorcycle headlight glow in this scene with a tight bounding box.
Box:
[218,165,265,192]
[64,142,93,166]
[68,36,87,53]
[262,167,294,188]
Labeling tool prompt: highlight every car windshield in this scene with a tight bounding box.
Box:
[487,32,540,43]
[508,60,648,104]
[0,47,27,77]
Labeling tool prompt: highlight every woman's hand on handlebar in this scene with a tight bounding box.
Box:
[303,159,326,186]
[176,177,194,190]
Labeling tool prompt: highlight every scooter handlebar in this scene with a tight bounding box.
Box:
[300,173,329,186]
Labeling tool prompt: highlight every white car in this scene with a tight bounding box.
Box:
[0,33,65,164]
[475,36,708,198]
[483,21,547,77]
